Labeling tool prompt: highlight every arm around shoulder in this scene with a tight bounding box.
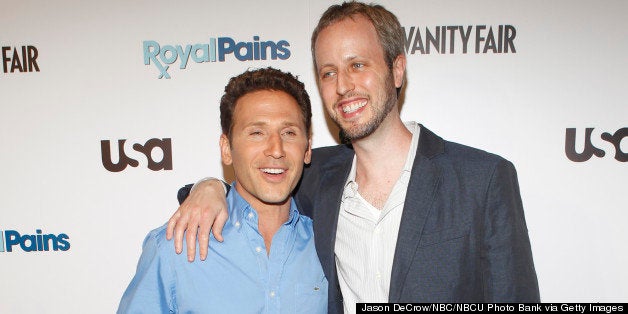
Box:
[167,177,230,261]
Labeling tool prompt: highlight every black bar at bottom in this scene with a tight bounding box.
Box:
[356,303,626,313]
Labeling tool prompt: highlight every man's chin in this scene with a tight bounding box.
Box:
[258,193,291,206]
[341,124,378,141]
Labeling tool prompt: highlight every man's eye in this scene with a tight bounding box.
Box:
[322,71,335,78]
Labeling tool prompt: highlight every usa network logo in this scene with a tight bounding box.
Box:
[100,138,173,172]
[565,127,626,162]
[0,228,70,253]
[143,35,291,79]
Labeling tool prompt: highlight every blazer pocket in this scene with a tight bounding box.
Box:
[418,224,470,247]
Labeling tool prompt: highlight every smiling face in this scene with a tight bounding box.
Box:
[220,89,312,208]
[314,15,405,141]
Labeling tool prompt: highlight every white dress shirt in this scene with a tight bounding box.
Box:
[334,122,420,314]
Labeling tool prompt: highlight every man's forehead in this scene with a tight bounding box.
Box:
[314,16,377,50]
[235,89,294,106]
[317,14,373,38]
[233,92,305,124]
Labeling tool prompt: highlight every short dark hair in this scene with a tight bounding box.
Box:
[311,1,406,70]
[220,67,312,139]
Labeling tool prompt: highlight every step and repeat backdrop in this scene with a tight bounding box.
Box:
[1,0,626,312]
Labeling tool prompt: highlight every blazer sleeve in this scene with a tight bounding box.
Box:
[482,159,540,302]
[177,184,194,205]
[177,180,231,205]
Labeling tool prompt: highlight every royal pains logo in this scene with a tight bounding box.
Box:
[565,127,627,162]
[403,25,516,55]
[2,45,40,74]
[143,36,291,79]
[101,138,173,172]
[0,229,70,253]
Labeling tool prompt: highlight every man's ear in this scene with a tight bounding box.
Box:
[304,138,312,165]
[392,54,407,89]
[220,134,233,166]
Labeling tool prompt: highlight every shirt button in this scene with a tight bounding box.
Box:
[255,246,262,253]
[269,291,276,297]
[375,272,381,278]
[234,221,241,227]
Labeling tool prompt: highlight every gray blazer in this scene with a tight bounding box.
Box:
[294,125,540,313]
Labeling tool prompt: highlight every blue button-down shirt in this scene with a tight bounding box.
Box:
[118,185,328,313]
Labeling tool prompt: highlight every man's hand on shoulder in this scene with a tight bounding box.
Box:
[166,179,229,262]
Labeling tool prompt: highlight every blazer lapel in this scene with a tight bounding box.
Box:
[312,146,354,290]
[389,125,444,302]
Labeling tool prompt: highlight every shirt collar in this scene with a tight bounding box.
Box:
[343,121,420,198]
[226,182,300,230]
[403,121,420,173]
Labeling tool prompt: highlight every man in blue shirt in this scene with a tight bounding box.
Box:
[118,68,328,313]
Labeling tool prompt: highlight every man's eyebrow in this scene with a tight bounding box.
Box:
[318,55,358,70]
[244,121,268,127]
[281,121,302,127]
[242,121,302,128]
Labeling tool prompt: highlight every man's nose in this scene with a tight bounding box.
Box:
[264,133,285,159]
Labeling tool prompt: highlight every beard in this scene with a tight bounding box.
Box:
[333,71,398,142]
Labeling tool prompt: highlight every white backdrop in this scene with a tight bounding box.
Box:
[1,0,626,312]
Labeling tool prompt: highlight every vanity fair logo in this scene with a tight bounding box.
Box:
[565,127,627,162]
[2,45,40,74]
[101,138,173,172]
[403,24,517,55]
